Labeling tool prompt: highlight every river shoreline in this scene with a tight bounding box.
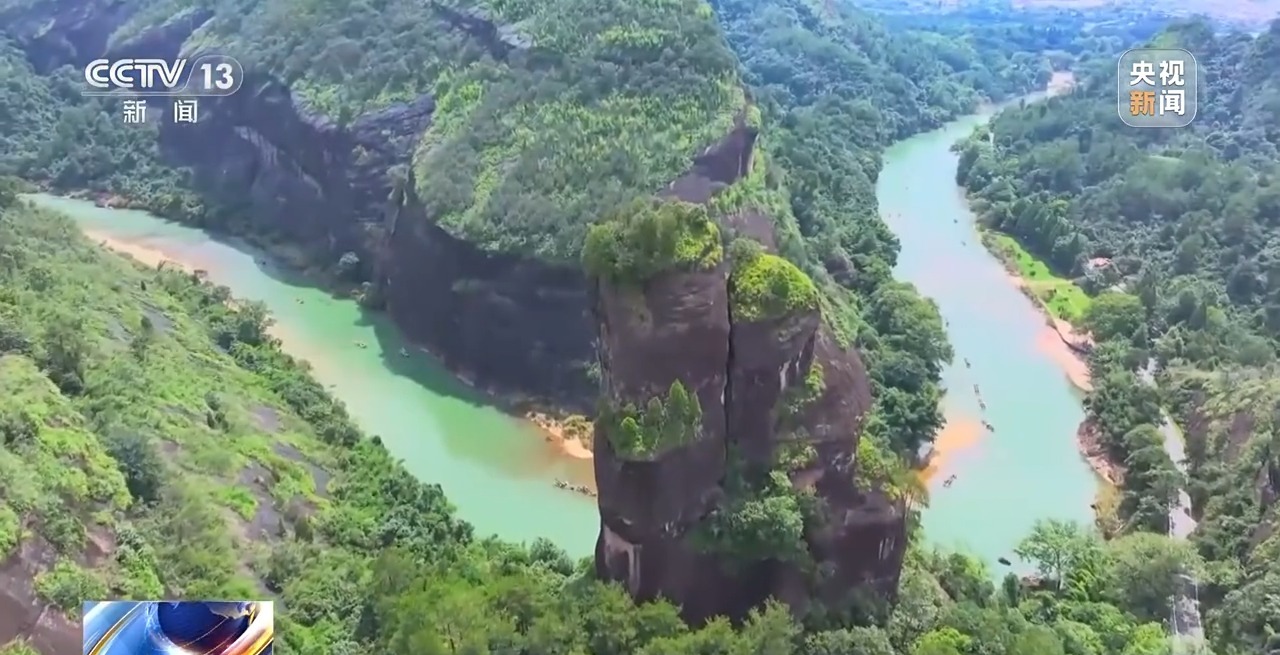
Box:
[966,224,1137,493]
[80,226,598,464]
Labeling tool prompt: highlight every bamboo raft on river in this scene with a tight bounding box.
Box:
[554,479,596,498]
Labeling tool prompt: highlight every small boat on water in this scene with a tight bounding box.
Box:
[354,341,368,349]
[998,557,1012,566]
[554,479,596,497]
[943,475,957,488]
[399,347,409,358]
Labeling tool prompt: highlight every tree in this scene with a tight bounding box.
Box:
[1105,532,1203,624]
[0,176,19,209]
[131,315,154,360]
[103,428,166,504]
[1120,623,1171,655]
[41,316,89,395]
[1082,292,1145,343]
[802,627,895,655]
[1015,519,1102,592]
[911,628,969,655]
[1009,626,1066,655]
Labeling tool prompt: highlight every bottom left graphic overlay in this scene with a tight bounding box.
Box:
[81,600,273,655]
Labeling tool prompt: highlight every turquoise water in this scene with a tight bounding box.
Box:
[30,106,1096,569]
[877,113,1097,570]
[33,193,600,555]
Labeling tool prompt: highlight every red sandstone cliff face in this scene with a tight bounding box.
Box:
[591,263,736,621]
[4,0,598,409]
[591,115,907,624]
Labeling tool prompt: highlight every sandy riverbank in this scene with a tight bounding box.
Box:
[87,229,601,466]
[987,253,1124,492]
[86,230,192,271]
[1001,271,1093,392]
[525,411,593,460]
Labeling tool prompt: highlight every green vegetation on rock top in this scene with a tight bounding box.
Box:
[599,380,703,459]
[404,0,743,261]
[730,246,819,322]
[582,198,723,285]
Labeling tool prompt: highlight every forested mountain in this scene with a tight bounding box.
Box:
[0,0,1118,413]
[860,0,1280,33]
[0,0,1250,652]
[0,0,1096,260]
[956,19,1280,654]
[0,180,1228,655]
[0,0,1120,449]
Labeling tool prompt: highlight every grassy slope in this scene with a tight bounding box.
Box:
[0,196,476,650]
[982,230,1092,323]
[0,199,342,602]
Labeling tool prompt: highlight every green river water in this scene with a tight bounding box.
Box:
[28,106,1095,569]
[879,110,1096,567]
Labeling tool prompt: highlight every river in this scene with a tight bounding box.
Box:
[28,100,1095,570]
[877,108,1098,571]
[29,193,601,556]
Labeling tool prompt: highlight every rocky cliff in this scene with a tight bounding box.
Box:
[0,0,600,407]
[584,123,907,624]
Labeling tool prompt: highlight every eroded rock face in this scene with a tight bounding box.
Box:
[591,119,907,623]
[384,188,596,407]
[591,263,732,606]
[592,260,905,622]
[6,3,596,406]
[727,309,819,465]
[0,535,81,655]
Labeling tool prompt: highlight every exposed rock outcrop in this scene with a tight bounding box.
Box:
[588,119,907,624]
[3,0,597,407]
[1077,415,1124,486]
[384,183,596,406]
[0,534,81,655]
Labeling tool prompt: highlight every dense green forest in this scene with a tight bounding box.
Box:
[0,0,1128,466]
[3,0,1265,652]
[0,176,1226,655]
[1,0,1144,264]
[703,0,1148,466]
[955,19,1280,654]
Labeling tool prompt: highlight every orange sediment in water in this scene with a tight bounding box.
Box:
[920,414,985,482]
[1002,270,1093,392]
[1035,324,1092,392]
